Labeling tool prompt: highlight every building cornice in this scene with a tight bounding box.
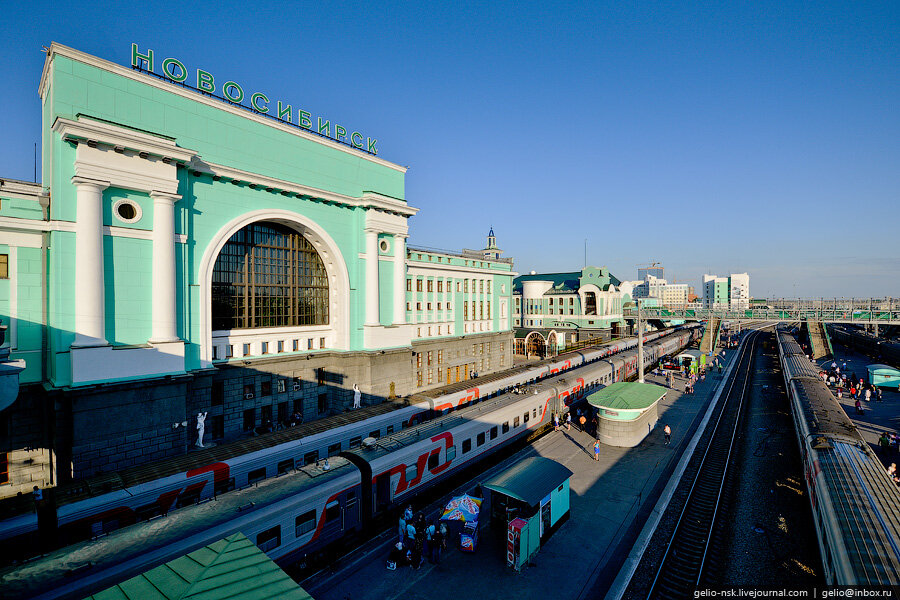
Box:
[0,179,43,202]
[39,43,407,173]
[0,216,187,243]
[52,116,197,164]
[189,158,418,218]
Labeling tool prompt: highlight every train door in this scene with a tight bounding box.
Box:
[375,473,391,512]
[320,499,343,540]
[344,490,360,531]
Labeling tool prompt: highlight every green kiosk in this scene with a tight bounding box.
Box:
[482,457,573,571]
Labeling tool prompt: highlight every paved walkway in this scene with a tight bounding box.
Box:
[308,349,735,600]
[824,344,900,464]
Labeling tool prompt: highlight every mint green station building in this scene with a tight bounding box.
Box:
[0,43,515,496]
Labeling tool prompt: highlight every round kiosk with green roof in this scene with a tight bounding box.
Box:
[587,381,667,447]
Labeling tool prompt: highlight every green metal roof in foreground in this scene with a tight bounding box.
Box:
[482,456,574,507]
[588,381,666,411]
[84,533,313,600]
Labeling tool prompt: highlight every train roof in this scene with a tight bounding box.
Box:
[782,353,822,380]
[822,442,900,584]
[789,377,861,443]
[345,383,557,461]
[4,400,410,516]
[0,457,357,599]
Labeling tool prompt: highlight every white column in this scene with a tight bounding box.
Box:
[393,234,406,325]
[149,191,181,343]
[365,228,380,326]
[71,177,110,348]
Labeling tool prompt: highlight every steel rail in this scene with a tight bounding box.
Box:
[646,330,759,599]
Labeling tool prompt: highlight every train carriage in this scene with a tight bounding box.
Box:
[777,331,900,585]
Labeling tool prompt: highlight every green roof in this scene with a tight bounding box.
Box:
[867,364,900,375]
[84,533,313,600]
[482,457,573,507]
[587,382,666,411]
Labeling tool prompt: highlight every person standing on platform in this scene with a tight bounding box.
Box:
[664,424,672,446]
[352,384,361,409]
[865,387,872,402]
[554,412,560,431]
[431,523,443,564]
[593,439,601,461]
[565,412,571,430]
[399,511,407,545]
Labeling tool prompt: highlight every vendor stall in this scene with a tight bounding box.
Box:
[867,364,900,389]
[440,494,482,552]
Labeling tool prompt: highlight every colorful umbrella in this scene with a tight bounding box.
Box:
[441,494,482,522]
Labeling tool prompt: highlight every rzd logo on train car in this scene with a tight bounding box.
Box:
[377,432,455,496]
[550,360,571,376]
[558,378,585,406]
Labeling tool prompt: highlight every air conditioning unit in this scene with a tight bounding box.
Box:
[245,393,255,400]
[292,384,301,391]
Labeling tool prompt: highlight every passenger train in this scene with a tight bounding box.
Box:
[0,328,700,599]
[828,324,900,369]
[777,330,900,585]
[0,326,694,561]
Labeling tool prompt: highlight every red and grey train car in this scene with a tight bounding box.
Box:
[0,330,699,599]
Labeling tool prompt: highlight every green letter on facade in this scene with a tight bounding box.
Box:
[367,137,378,154]
[277,102,292,122]
[351,132,364,148]
[223,81,244,103]
[334,125,347,142]
[162,58,187,82]
[131,43,153,71]
[251,92,269,113]
[299,110,312,129]
[318,118,330,137]
[197,69,215,93]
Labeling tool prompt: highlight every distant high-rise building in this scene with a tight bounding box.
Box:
[703,273,750,309]
[638,266,665,281]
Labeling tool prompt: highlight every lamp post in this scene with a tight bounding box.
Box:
[637,299,645,384]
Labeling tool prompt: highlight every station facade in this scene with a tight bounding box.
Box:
[512,266,629,357]
[0,43,514,496]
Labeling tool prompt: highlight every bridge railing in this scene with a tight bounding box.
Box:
[623,304,900,324]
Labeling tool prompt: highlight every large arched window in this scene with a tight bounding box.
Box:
[211,222,329,330]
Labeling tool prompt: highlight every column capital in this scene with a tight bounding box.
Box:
[364,226,381,234]
[149,191,182,204]
[71,176,110,190]
[392,233,409,240]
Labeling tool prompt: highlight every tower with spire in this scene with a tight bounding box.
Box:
[482,227,503,260]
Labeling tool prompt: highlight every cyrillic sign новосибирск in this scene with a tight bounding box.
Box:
[130,43,378,155]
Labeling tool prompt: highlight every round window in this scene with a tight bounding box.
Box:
[379,240,389,252]
[113,200,142,224]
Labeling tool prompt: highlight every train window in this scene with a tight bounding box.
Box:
[325,501,341,523]
[248,467,266,485]
[304,451,319,465]
[387,425,394,435]
[533,408,538,419]
[523,412,529,424]
[477,432,485,446]
[215,477,235,496]
[295,510,316,536]
[447,446,457,461]
[257,525,281,552]
[502,421,510,433]
[513,416,520,428]
[406,464,418,481]
[349,436,362,449]
[328,443,341,456]
[428,452,439,470]
[462,439,472,453]
[277,459,294,474]
[490,426,498,440]
[369,430,380,439]
[346,491,358,513]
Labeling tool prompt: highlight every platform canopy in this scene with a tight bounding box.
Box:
[482,456,573,508]
[84,532,312,600]
[588,381,666,412]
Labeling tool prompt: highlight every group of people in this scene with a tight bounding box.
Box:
[389,505,447,570]
[887,463,900,486]
[821,361,883,405]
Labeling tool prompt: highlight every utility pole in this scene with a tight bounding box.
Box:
[637,299,644,384]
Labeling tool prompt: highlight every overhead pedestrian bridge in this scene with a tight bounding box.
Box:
[624,299,900,325]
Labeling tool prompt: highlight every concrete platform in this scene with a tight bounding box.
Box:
[305,348,737,600]
[825,343,900,464]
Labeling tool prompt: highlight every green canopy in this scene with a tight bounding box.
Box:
[482,457,573,507]
[588,381,666,411]
[84,533,313,600]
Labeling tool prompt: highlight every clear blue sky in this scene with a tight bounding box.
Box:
[2,1,898,298]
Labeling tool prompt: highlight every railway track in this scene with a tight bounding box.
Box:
[647,331,760,599]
